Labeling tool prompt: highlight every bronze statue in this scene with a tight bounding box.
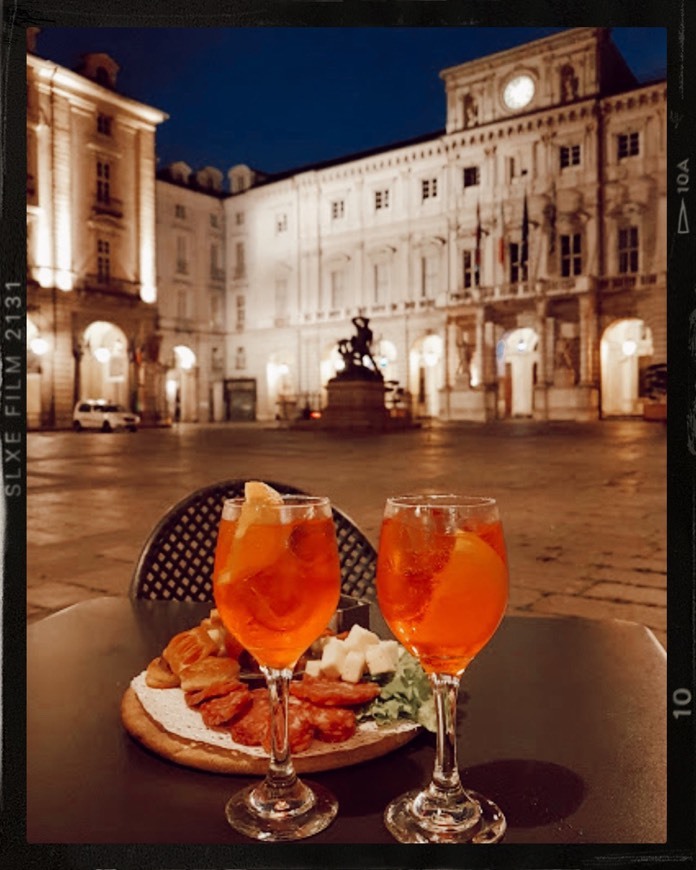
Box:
[334,317,383,382]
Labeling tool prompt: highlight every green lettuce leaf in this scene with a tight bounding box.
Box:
[358,650,436,732]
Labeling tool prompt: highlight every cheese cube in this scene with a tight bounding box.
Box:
[304,659,323,678]
[365,640,400,676]
[344,623,381,653]
[320,637,348,679]
[340,650,366,684]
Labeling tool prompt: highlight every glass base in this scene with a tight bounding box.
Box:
[224,779,338,841]
[384,788,506,844]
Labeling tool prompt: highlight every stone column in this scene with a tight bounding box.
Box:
[535,297,548,384]
[475,307,487,384]
[579,294,597,384]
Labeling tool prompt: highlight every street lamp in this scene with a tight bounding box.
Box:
[30,336,49,356]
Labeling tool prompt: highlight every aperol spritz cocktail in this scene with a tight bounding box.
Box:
[212,485,341,841]
[377,495,509,843]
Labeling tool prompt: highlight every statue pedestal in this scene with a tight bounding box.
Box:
[319,379,391,429]
[289,378,418,431]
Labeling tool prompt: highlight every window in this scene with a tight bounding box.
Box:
[331,199,345,220]
[235,211,245,226]
[96,113,112,136]
[276,213,288,233]
[211,290,225,330]
[421,178,438,201]
[375,189,390,210]
[97,239,110,282]
[96,160,110,203]
[463,166,480,188]
[421,255,439,298]
[508,157,527,181]
[175,203,186,219]
[235,346,246,370]
[176,289,188,320]
[235,295,245,331]
[560,233,582,277]
[509,242,528,283]
[275,278,289,319]
[462,250,480,289]
[560,144,581,169]
[211,345,223,373]
[234,242,245,279]
[210,243,223,279]
[176,236,188,274]
[373,262,389,304]
[618,226,639,274]
[618,132,640,159]
[210,213,219,228]
[330,269,345,309]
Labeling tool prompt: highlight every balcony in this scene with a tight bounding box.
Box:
[92,196,124,219]
[598,272,664,293]
[81,274,140,298]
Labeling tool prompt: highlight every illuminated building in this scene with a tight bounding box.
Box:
[220,28,666,422]
[28,27,666,427]
[154,164,227,422]
[26,28,168,428]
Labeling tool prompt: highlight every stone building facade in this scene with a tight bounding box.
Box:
[28,27,666,427]
[26,31,168,429]
[154,163,227,422]
[220,27,666,423]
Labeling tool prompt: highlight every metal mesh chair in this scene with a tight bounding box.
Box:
[130,479,377,602]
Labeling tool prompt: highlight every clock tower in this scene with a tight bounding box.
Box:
[440,28,637,133]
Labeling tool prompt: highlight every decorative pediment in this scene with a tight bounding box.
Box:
[415,235,447,252]
[366,244,397,261]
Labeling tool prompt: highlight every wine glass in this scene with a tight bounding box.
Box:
[212,495,342,840]
[376,494,509,843]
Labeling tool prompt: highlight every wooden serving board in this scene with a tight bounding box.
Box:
[121,687,420,775]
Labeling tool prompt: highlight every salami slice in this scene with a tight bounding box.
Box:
[199,687,252,727]
[290,676,381,707]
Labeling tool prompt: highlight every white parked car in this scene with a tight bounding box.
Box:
[72,400,140,432]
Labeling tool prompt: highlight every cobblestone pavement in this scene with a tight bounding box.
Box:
[26,419,667,648]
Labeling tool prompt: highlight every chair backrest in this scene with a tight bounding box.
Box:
[130,479,377,602]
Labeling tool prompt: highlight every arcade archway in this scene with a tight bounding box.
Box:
[600,319,654,417]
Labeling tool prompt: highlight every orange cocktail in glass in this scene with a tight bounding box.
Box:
[214,510,340,669]
[378,509,508,675]
[376,494,509,844]
[212,489,341,841]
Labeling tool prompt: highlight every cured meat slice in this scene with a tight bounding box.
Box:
[229,691,318,753]
[228,690,271,746]
[184,679,246,708]
[303,703,356,743]
[199,687,252,727]
[290,676,381,707]
[261,698,315,754]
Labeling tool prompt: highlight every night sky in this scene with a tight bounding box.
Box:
[33,27,667,177]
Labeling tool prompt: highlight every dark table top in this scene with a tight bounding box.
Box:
[27,596,666,845]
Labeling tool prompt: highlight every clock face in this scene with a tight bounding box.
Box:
[503,74,535,110]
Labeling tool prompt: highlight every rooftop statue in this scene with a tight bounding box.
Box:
[334,317,384,382]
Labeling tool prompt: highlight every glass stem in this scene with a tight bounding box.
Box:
[263,667,297,793]
[429,673,466,800]
[410,671,481,831]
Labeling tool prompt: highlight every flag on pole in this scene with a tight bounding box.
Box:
[521,192,529,270]
[475,201,482,279]
[547,182,557,254]
[498,202,505,266]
